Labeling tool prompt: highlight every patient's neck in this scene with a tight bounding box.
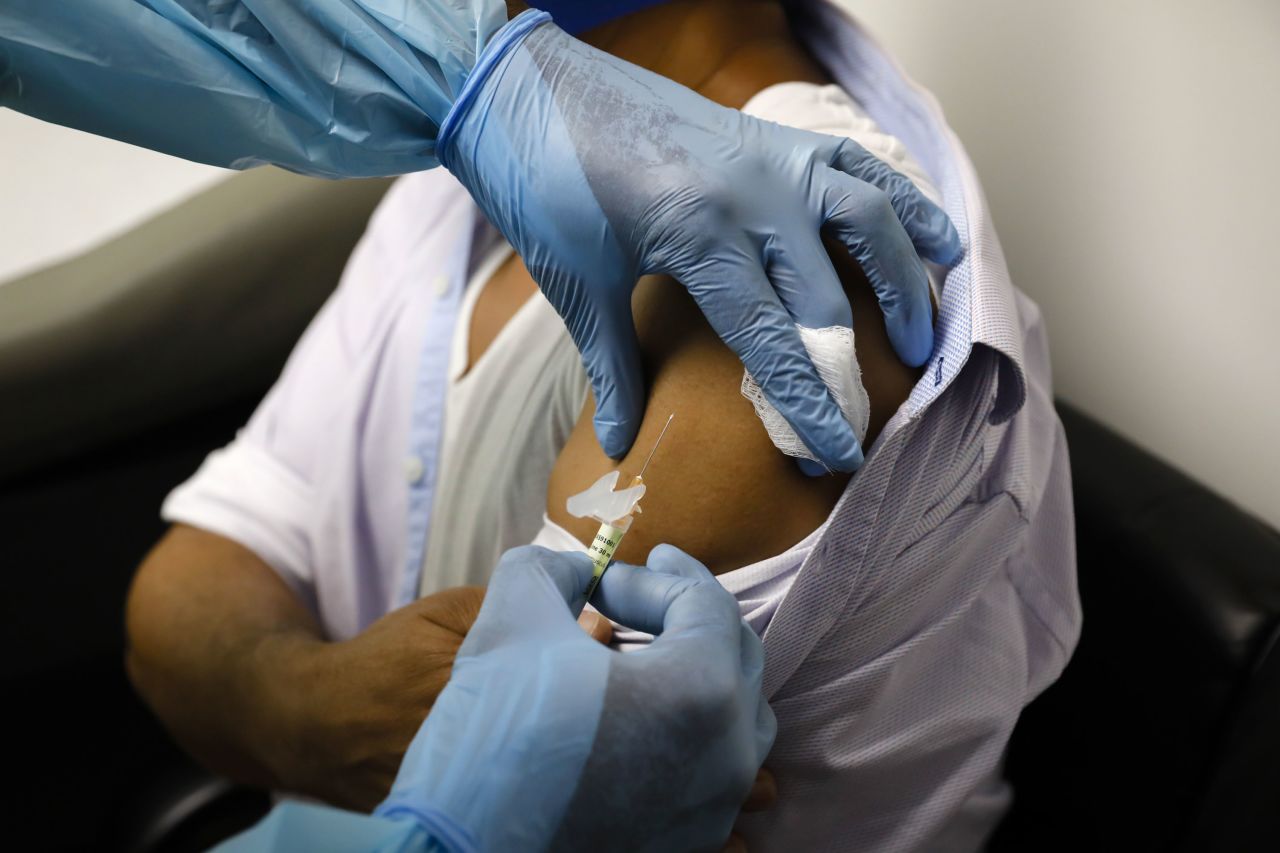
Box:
[574,0,828,108]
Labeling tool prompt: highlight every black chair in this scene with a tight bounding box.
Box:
[3,172,1276,851]
[989,404,1280,852]
[1,170,390,853]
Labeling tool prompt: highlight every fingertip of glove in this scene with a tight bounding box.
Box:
[926,213,964,266]
[797,457,832,477]
[645,542,683,565]
[593,414,638,460]
[798,413,864,473]
[888,318,934,369]
[826,441,865,473]
[644,543,718,583]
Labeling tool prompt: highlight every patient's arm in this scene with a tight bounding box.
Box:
[128,524,493,809]
[545,239,923,575]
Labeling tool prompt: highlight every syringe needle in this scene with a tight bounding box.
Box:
[581,414,675,603]
[637,413,675,479]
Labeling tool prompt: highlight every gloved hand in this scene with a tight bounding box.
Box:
[3,1,958,470]
[376,544,775,852]
[440,10,962,470]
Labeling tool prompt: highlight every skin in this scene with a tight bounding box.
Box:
[546,239,922,573]
[126,0,803,821]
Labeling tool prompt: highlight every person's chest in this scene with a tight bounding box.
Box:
[300,187,586,634]
[416,242,589,596]
[304,183,490,634]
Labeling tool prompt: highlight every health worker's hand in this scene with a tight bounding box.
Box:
[440,10,962,471]
[377,544,776,852]
[268,584,611,811]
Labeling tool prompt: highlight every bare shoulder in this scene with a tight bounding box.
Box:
[546,250,922,575]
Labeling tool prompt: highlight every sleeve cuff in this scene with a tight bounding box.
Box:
[162,438,315,601]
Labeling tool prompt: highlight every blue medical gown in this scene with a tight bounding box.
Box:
[0,0,507,178]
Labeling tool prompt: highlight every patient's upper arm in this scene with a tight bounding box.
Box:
[546,238,923,575]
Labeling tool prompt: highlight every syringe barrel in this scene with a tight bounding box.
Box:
[583,518,631,600]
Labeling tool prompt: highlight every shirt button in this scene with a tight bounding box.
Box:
[433,275,450,298]
[405,455,425,485]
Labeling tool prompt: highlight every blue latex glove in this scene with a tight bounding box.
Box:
[217,544,770,852]
[217,540,768,845]
[2,2,959,469]
[376,544,774,852]
[442,11,962,470]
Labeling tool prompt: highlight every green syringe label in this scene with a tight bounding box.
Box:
[584,523,627,600]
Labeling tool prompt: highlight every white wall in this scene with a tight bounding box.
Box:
[0,111,229,283]
[2,1,1277,526]
[846,0,1280,527]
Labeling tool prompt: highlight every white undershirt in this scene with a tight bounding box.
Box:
[418,246,588,595]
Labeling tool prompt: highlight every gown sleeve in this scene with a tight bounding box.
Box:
[0,0,508,178]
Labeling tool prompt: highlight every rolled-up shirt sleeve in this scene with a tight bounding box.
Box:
[160,169,472,637]
[162,434,317,601]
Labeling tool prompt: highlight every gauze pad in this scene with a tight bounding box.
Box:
[740,325,870,465]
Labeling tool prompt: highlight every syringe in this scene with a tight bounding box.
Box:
[577,414,674,601]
